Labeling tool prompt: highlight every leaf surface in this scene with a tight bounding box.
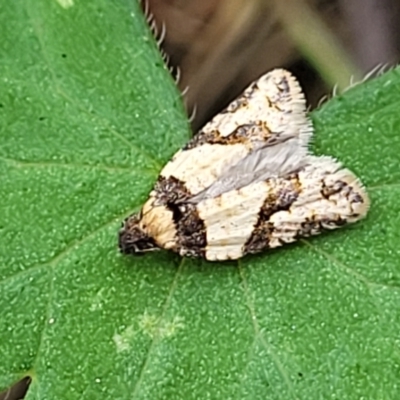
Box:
[1,1,399,399]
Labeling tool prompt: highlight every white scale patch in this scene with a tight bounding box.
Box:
[161,143,249,195]
[119,69,369,261]
[196,181,271,261]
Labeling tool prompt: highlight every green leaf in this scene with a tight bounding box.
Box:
[1,0,399,399]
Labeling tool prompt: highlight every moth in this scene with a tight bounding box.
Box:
[119,69,369,261]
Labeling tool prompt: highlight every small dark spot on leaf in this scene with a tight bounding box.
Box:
[298,372,304,378]
[38,116,45,121]
[61,53,67,58]
[0,103,4,108]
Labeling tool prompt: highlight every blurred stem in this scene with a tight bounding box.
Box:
[270,0,362,91]
[338,0,398,70]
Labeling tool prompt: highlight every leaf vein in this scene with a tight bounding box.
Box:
[0,155,157,175]
[238,262,298,399]
[0,209,138,288]
[301,239,400,292]
[130,258,185,399]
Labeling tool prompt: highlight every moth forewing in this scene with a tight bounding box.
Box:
[158,69,312,196]
[119,69,369,261]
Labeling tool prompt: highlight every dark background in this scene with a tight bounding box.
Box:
[147,0,400,130]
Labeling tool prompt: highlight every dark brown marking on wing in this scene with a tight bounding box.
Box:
[182,74,295,150]
[321,180,347,199]
[183,121,273,150]
[172,203,207,258]
[321,179,367,217]
[293,177,365,240]
[155,176,207,258]
[278,75,290,94]
[154,175,192,205]
[282,176,365,243]
[244,175,302,255]
[224,97,249,113]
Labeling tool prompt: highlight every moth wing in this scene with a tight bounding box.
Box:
[193,156,369,261]
[252,156,370,251]
[193,68,312,148]
[193,179,293,261]
[160,69,312,197]
[189,139,306,202]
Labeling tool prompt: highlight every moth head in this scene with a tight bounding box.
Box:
[118,212,159,255]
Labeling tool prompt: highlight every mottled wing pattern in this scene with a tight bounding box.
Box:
[187,68,311,149]
[243,156,368,259]
[158,69,312,198]
[175,156,368,261]
[119,68,369,261]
